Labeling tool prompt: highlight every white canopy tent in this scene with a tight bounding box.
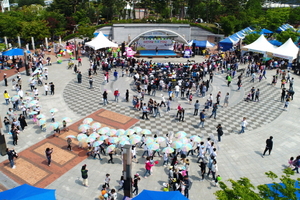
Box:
[85,32,118,50]
[268,38,299,62]
[242,34,277,56]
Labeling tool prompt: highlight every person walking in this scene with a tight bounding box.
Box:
[89,76,94,89]
[144,157,154,178]
[18,114,27,131]
[254,89,260,102]
[4,73,8,86]
[262,136,273,157]
[81,164,89,187]
[67,137,72,151]
[104,173,111,188]
[114,89,119,102]
[250,72,256,82]
[216,124,223,142]
[50,82,55,95]
[125,89,129,102]
[103,90,108,105]
[77,71,82,83]
[198,110,206,128]
[107,150,115,164]
[227,74,232,87]
[223,92,229,107]
[182,176,191,198]
[194,100,200,116]
[239,117,248,134]
[132,174,140,196]
[113,70,118,80]
[45,147,53,166]
[6,148,18,169]
[3,90,10,105]
[141,103,149,120]
[281,88,286,102]
[209,103,218,119]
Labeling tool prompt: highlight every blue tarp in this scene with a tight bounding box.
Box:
[133,190,189,200]
[253,28,273,35]
[266,181,300,199]
[0,184,56,200]
[268,40,282,46]
[2,48,24,56]
[93,32,108,37]
[190,40,215,48]
[276,24,294,33]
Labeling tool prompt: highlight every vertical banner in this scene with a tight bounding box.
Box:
[31,37,35,50]
[45,37,48,49]
[18,36,21,48]
[4,37,8,49]
[59,36,62,45]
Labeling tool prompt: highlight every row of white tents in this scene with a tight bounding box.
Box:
[242,35,299,62]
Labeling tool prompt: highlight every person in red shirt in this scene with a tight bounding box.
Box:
[143,157,154,178]
[114,89,119,102]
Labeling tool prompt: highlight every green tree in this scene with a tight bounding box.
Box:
[243,33,261,44]
[41,11,66,39]
[289,7,300,24]
[0,13,22,38]
[215,168,300,200]
[101,0,126,20]
[20,20,50,42]
[220,15,237,36]
[18,0,45,7]
[276,29,300,43]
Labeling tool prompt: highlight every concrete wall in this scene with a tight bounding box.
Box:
[97,23,223,45]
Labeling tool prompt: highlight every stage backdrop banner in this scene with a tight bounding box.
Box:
[137,39,174,50]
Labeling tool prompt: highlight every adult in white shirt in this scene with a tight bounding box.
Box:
[44,83,49,95]
[174,85,180,98]
[18,89,24,98]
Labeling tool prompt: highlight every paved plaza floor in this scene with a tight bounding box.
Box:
[0,53,299,200]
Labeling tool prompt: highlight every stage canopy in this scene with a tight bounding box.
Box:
[85,31,118,50]
[242,34,277,55]
[2,48,24,56]
[132,190,189,200]
[0,184,56,200]
[268,38,299,62]
[188,40,215,48]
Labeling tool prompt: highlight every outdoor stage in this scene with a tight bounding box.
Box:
[135,50,180,58]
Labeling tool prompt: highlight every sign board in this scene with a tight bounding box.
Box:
[137,38,174,50]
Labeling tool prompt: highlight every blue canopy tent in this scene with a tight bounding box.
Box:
[2,48,24,56]
[252,28,273,35]
[132,190,189,200]
[276,24,295,33]
[266,181,300,199]
[219,36,239,51]
[0,184,56,200]
[188,40,215,48]
[268,40,282,46]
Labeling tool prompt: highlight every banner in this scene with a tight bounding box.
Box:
[137,38,174,50]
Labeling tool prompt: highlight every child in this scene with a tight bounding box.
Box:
[104,174,110,189]
[288,157,295,168]
[283,98,290,110]
[214,175,221,187]
[51,112,55,122]
[118,175,124,191]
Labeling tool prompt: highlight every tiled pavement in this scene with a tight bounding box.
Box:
[0,108,138,188]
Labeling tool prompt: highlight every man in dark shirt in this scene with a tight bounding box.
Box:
[262,136,273,157]
[6,148,17,168]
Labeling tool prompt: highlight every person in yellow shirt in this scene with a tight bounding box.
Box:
[3,90,10,105]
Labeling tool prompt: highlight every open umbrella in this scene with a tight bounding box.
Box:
[171,141,183,149]
[11,95,20,102]
[91,122,101,130]
[155,137,166,143]
[145,137,154,145]
[93,140,103,147]
[162,147,174,154]
[181,144,193,152]
[30,100,38,105]
[89,132,100,138]
[62,117,72,123]
[86,136,96,143]
[99,135,109,141]
[129,135,142,144]
[175,131,187,138]
[147,142,160,150]
[177,137,189,144]
[190,135,201,143]
[109,137,119,144]
[49,108,58,113]
[39,119,46,125]
[2,48,24,56]
[119,140,130,145]
[24,96,33,101]
[98,127,110,135]
[78,124,90,132]
[77,133,88,141]
[133,126,142,133]
[48,122,60,131]
[116,129,125,136]
[125,129,135,136]
[29,111,38,115]
[37,114,46,119]
[107,129,117,136]
[119,135,129,142]
[141,129,152,135]
[66,135,76,139]
[83,118,93,124]
[106,144,116,153]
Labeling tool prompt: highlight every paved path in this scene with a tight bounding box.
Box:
[0,53,299,200]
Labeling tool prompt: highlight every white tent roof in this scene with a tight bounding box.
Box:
[85,32,118,50]
[242,34,277,54]
[270,38,299,62]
